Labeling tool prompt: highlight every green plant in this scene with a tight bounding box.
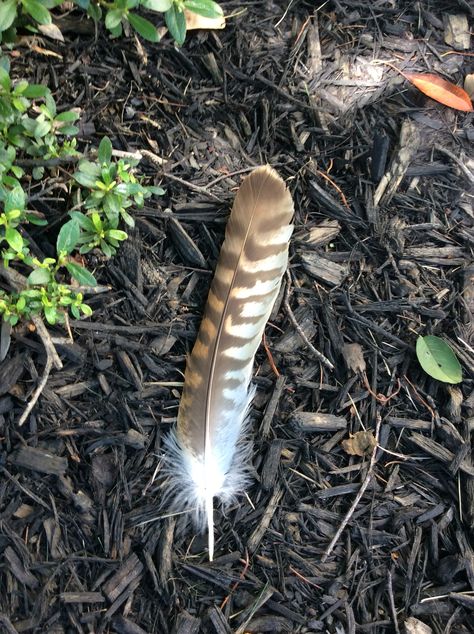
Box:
[71,136,164,256]
[0,57,79,184]
[0,183,95,325]
[0,0,223,45]
[0,62,164,327]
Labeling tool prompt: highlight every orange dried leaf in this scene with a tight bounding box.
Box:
[405,72,473,112]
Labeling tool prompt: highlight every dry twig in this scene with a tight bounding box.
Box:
[284,272,334,370]
[321,412,382,562]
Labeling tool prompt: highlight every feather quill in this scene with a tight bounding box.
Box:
[164,166,294,560]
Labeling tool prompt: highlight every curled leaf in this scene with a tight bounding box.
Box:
[342,431,377,457]
[405,72,473,112]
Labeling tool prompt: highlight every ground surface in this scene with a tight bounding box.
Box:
[1,1,474,632]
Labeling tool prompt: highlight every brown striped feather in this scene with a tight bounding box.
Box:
[166,165,294,560]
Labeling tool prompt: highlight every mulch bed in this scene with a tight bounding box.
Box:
[1,1,473,632]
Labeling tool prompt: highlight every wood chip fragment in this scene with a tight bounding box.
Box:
[299,219,341,246]
[112,615,150,634]
[172,611,201,634]
[248,486,283,553]
[4,546,38,589]
[259,375,286,437]
[404,616,433,634]
[374,119,421,207]
[443,14,470,50]
[102,553,143,603]
[409,433,474,476]
[166,212,207,268]
[300,252,348,286]
[60,592,105,603]
[290,412,348,432]
[9,446,67,475]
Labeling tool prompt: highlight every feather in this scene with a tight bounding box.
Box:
[163,165,294,560]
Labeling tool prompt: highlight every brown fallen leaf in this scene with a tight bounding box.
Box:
[342,342,366,374]
[342,430,377,457]
[405,72,473,112]
[38,23,64,42]
[184,8,225,31]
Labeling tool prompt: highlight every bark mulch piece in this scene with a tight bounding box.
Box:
[0,0,473,632]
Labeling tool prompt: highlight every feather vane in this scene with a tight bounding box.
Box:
[164,166,294,559]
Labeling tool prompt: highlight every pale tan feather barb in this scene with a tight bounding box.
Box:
[165,166,294,560]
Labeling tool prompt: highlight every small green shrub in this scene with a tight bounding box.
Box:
[0,64,164,326]
[70,136,163,256]
[0,56,79,186]
[0,0,223,45]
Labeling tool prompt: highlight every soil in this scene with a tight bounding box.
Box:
[1,1,474,633]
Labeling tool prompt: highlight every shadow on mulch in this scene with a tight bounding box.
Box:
[1,1,473,632]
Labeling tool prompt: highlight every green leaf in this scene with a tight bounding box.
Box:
[120,208,135,227]
[22,83,49,98]
[100,239,113,257]
[43,304,57,324]
[105,8,122,29]
[416,335,462,384]
[34,119,52,138]
[26,213,48,226]
[0,0,17,32]
[141,0,172,10]
[74,173,96,188]
[69,211,95,232]
[57,218,80,254]
[57,124,78,136]
[13,79,28,95]
[0,65,11,90]
[116,182,142,196]
[55,110,79,122]
[148,185,165,195]
[184,0,222,18]
[12,96,28,113]
[86,1,100,19]
[76,160,102,177]
[65,261,97,286]
[98,136,112,164]
[5,185,26,213]
[104,192,122,218]
[91,211,103,232]
[0,55,10,72]
[106,229,128,241]
[80,303,93,316]
[21,0,52,24]
[165,4,186,45]
[128,12,159,42]
[43,0,63,8]
[27,268,51,285]
[5,226,23,252]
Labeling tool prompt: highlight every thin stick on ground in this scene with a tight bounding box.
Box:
[32,315,63,370]
[17,354,53,427]
[321,412,382,563]
[284,271,334,371]
[17,315,63,427]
